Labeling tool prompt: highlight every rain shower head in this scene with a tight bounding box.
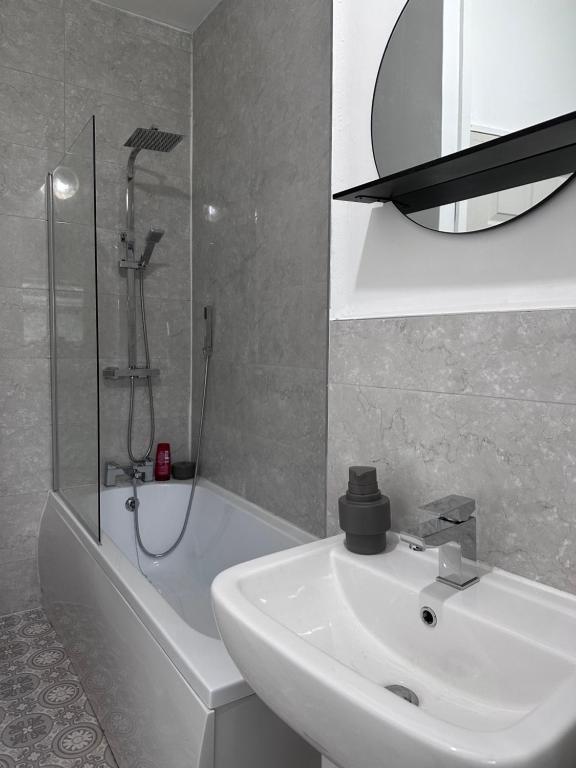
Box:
[124,126,184,153]
[140,228,165,268]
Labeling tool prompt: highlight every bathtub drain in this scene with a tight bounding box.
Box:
[385,685,419,707]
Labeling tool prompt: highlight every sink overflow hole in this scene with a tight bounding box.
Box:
[420,607,437,627]
[385,685,420,707]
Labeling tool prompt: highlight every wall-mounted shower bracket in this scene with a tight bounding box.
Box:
[103,367,160,380]
[119,259,144,270]
[120,231,135,251]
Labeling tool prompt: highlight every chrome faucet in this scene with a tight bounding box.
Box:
[400,495,479,590]
[103,460,154,487]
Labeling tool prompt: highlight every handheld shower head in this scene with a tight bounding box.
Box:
[146,227,165,244]
[203,306,213,359]
[140,228,165,268]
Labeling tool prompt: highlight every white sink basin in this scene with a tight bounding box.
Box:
[212,533,576,768]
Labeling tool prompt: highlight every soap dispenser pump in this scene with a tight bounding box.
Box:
[338,466,391,554]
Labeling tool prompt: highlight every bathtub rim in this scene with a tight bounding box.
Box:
[42,478,316,710]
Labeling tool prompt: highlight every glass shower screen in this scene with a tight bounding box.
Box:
[47,116,101,541]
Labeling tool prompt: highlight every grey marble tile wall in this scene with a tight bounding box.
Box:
[0,0,192,613]
[192,0,331,536]
[328,312,576,595]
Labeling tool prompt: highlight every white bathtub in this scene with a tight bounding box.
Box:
[39,479,320,768]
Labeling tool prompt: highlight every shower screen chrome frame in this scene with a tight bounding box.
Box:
[46,171,59,491]
[46,115,102,542]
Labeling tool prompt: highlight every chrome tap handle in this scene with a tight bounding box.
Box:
[134,460,154,483]
[419,495,475,523]
[401,495,479,590]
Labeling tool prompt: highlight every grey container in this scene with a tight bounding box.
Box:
[338,466,391,554]
[172,461,195,480]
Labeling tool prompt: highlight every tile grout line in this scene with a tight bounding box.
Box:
[0,62,65,86]
[0,211,50,224]
[71,0,193,52]
[331,380,576,409]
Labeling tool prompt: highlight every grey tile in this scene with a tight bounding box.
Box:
[0,0,64,81]
[99,356,190,422]
[73,159,190,237]
[252,282,328,370]
[126,12,192,51]
[95,228,123,293]
[196,279,327,369]
[65,0,191,113]
[0,66,64,151]
[52,150,96,229]
[254,189,330,288]
[0,358,50,427]
[129,167,191,240]
[0,287,49,359]
[148,413,190,462]
[98,346,191,466]
[244,432,326,537]
[192,188,322,295]
[0,558,40,613]
[192,259,258,365]
[57,358,99,429]
[0,142,59,219]
[0,423,51,495]
[57,422,99,482]
[98,417,135,466]
[198,359,247,435]
[69,0,191,51]
[196,423,247,497]
[0,214,48,289]
[192,0,330,534]
[54,221,97,297]
[95,293,123,361]
[53,286,98,360]
[65,83,190,180]
[99,411,190,466]
[327,382,576,595]
[97,292,190,365]
[330,312,576,405]
[57,485,100,545]
[129,238,191,300]
[57,356,97,404]
[204,361,326,449]
[201,423,326,537]
[96,227,191,301]
[0,491,46,562]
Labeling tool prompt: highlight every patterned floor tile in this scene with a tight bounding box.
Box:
[0,608,118,768]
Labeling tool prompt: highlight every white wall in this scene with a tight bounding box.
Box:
[331,0,576,320]
[467,0,576,134]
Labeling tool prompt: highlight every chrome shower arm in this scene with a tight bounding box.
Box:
[127,147,139,181]
[125,148,140,251]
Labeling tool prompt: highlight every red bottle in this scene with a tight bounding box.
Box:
[154,442,171,481]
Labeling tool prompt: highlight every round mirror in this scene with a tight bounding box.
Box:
[372,0,576,233]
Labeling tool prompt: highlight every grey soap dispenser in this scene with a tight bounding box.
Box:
[338,466,391,554]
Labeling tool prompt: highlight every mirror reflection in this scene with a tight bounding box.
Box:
[372,0,576,233]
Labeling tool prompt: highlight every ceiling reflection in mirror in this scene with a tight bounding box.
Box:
[372,0,576,233]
